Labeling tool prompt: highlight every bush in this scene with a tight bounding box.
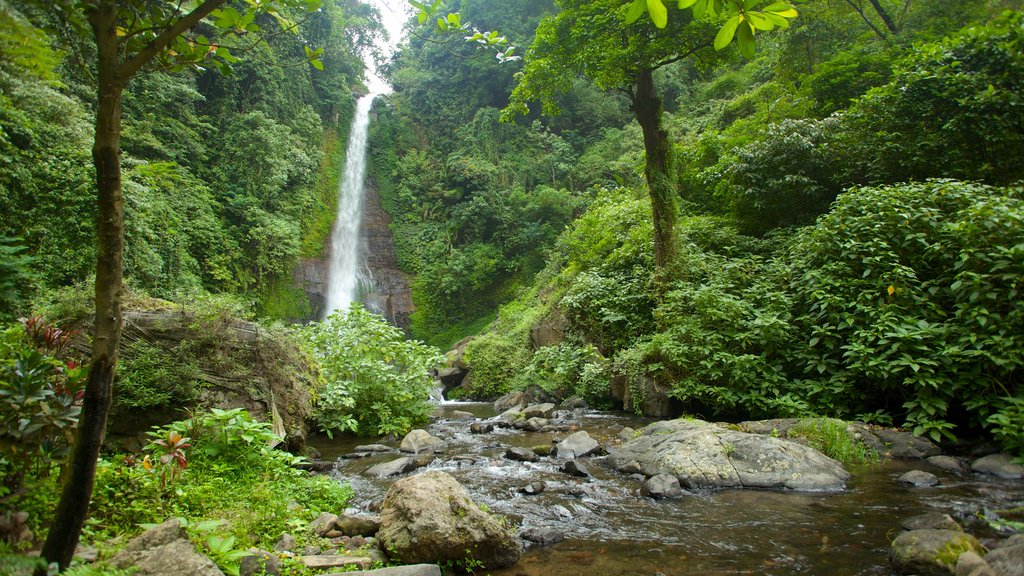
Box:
[302,305,443,437]
[518,343,613,408]
[463,332,529,400]
[115,340,200,409]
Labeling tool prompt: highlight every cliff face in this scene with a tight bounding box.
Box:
[295,178,413,328]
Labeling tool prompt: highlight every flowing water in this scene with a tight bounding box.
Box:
[309,404,1024,575]
[324,94,377,318]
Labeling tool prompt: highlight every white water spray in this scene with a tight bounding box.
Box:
[324,94,377,318]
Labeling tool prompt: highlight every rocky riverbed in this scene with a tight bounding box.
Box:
[309,401,1024,576]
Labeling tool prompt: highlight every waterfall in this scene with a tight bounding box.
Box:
[324,94,377,319]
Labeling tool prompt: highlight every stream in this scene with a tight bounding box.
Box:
[308,404,1024,576]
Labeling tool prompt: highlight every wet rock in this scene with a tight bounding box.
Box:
[505,447,540,463]
[641,474,683,499]
[412,452,436,468]
[400,429,447,454]
[337,514,381,537]
[900,470,940,487]
[560,396,589,410]
[495,406,525,424]
[890,529,983,576]
[618,427,636,442]
[521,527,565,547]
[519,481,546,495]
[240,551,281,576]
[608,419,851,491]
[108,519,224,576]
[927,455,967,474]
[377,471,522,569]
[366,457,418,478]
[494,392,529,413]
[470,422,495,434]
[955,551,992,576]
[985,541,1024,576]
[515,417,548,432]
[532,444,553,457]
[309,512,341,537]
[555,431,600,459]
[355,444,393,452]
[297,459,337,471]
[874,429,941,459]
[301,555,371,570]
[523,403,556,419]
[618,460,643,475]
[901,513,962,532]
[562,459,590,477]
[451,410,475,420]
[970,454,1024,479]
[273,532,296,553]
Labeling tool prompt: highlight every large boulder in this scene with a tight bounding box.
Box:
[399,430,447,454]
[555,431,601,459]
[971,453,1024,479]
[108,519,224,576]
[890,529,984,576]
[986,540,1024,576]
[377,471,522,569]
[607,419,850,490]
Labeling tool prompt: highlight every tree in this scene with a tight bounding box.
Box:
[32,1,323,571]
[501,0,796,274]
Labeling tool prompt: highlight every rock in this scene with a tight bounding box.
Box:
[273,532,296,553]
[900,470,941,487]
[355,444,393,452]
[532,444,553,457]
[309,512,341,537]
[74,545,98,562]
[494,392,529,413]
[378,471,521,569]
[400,429,447,454]
[555,431,600,459]
[970,454,1024,479]
[0,511,32,545]
[519,481,546,495]
[618,460,643,475]
[521,527,565,547]
[522,403,556,419]
[505,447,540,463]
[985,542,1024,576]
[901,513,962,532]
[451,410,475,420]
[890,529,984,576]
[240,551,281,576]
[514,417,548,432]
[560,396,589,410]
[874,429,941,459]
[301,546,322,556]
[641,474,683,499]
[337,514,381,537]
[495,406,525,423]
[470,422,495,434]
[108,519,224,576]
[437,366,468,394]
[928,455,967,474]
[608,419,850,491]
[323,565,442,576]
[562,460,590,477]
[325,528,344,538]
[618,427,636,442]
[997,534,1024,548]
[341,452,372,460]
[297,459,337,470]
[300,555,371,570]
[366,457,419,478]
[955,551,992,576]
[738,418,803,437]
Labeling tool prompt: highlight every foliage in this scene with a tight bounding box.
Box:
[788,418,879,464]
[0,317,86,492]
[0,237,33,320]
[115,340,200,409]
[303,305,443,436]
[519,343,613,407]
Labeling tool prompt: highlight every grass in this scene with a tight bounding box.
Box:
[789,418,880,465]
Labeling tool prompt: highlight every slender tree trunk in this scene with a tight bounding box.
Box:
[868,0,899,34]
[37,1,123,571]
[631,68,676,275]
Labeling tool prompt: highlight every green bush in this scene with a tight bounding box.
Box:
[463,332,529,400]
[302,305,443,437]
[116,340,200,409]
[519,343,613,408]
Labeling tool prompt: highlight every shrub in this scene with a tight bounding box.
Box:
[518,343,612,407]
[115,340,200,409]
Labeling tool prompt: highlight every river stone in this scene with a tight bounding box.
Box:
[322,565,442,576]
[336,514,381,537]
[506,447,540,463]
[955,551,992,576]
[562,459,590,477]
[641,473,683,499]
[890,529,984,576]
[521,527,565,546]
[451,410,475,420]
[970,453,1024,479]
[355,444,393,452]
[342,452,372,459]
[515,417,548,432]
[301,556,371,570]
[874,429,941,459]
[108,519,224,576]
[523,403,556,419]
[400,429,447,454]
[308,512,340,537]
[494,391,529,413]
[239,551,280,576]
[519,481,546,495]
[928,455,968,474]
[377,471,522,569]
[902,512,962,532]
[366,457,418,478]
[618,427,636,442]
[985,542,1024,576]
[900,470,940,487]
[470,422,495,434]
[608,419,850,490]
[561,396,589,410]
[555,431,600,459]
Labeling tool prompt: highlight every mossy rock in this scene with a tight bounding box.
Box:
[890,529,984,576]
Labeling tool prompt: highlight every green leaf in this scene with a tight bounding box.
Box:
[625,0,646,24]
[678,0,698,8]
[647,0,669,28]
[746,12,774,31]
[714,15,741,50]
[736,19,756,57]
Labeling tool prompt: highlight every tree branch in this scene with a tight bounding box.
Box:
[119,0,228,82]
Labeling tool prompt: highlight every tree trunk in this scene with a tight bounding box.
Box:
[37,1,124,571]
[631,68,677,275]
[868,0,899,34]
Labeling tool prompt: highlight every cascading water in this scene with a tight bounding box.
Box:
[324,94,377,318]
